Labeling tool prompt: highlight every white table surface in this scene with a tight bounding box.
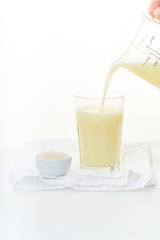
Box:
[1,142,160,240]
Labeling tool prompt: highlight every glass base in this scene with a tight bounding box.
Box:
[81,163,119,174]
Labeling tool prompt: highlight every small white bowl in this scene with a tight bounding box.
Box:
[35,151,72,177]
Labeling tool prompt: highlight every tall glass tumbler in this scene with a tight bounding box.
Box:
[74,92,125,173]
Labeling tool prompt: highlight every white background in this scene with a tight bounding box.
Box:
[0,0,159,148]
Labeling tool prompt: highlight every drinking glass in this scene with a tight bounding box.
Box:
[74,92,125,173]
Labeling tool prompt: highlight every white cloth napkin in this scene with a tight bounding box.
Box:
[10,139,155,191]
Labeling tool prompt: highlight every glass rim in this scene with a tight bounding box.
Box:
[74,91,125,100]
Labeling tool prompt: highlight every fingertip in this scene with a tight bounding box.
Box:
[148,11,155,18]
[153,7,160,19]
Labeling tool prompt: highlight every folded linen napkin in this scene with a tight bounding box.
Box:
[10,139,155,191]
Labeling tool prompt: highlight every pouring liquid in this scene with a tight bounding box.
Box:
[77,59,160,169]
[100,64,117,112]
[100,61,160,111]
